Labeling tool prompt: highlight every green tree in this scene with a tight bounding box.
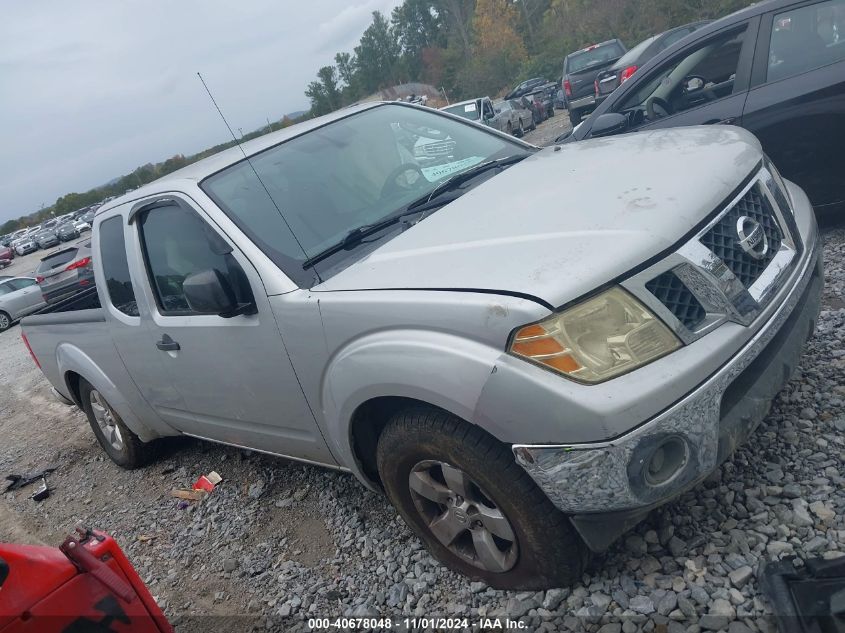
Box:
[392,0,446,78]
[354,11,401,93]
[305,65,342,116]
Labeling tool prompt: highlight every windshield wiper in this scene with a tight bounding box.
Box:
[405,154,528,214]
[302,214,408,270]
[303,154,529,270]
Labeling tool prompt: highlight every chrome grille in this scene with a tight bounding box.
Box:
[699,186,782,287]
[622,168,799,343]
[645,271,706,329]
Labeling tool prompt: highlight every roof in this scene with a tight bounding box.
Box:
[99,101,386,215]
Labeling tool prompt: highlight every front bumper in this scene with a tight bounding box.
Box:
[513,229,822,550]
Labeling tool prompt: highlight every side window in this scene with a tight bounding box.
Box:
[768,0,845,82]
[617,26,747,120]
[138,203,254,316]
[483,100,494,118]
[8,278,37,290]
[99,217,139,317]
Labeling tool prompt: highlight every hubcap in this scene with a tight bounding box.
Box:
[0,314,9,329]
[408,460,518,573]
[90,390,123,451]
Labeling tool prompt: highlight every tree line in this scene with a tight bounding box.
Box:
[304,0,751,115]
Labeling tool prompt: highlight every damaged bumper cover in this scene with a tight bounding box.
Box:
[513,237,823,551]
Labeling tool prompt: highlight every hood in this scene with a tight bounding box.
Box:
[315,126,762,308]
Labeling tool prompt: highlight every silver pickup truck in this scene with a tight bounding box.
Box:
[21,102,822,590]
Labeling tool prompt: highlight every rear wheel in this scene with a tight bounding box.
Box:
[377,407,588,589]
[517,119,525,137]
[79,379,155,469]
[568,108,581,126]
[0,311,10,332]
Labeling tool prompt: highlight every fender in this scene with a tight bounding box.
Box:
[55,343,174,442]
[321,328,503,477]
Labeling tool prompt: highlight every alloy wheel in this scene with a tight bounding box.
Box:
[0,313,9,331]
[90,389,124,451]
[408,460,518,573]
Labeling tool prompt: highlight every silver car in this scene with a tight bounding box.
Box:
[21,102,821,590]
[494,99,535,137]
[0,277,45,332]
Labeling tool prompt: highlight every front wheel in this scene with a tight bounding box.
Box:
[377,407,588,589]
[0,311,11,332]
[79,379,156,469]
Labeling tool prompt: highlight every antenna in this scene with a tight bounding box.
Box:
[196,72,312,267]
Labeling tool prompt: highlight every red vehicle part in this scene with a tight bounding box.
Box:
[0,529,171,633]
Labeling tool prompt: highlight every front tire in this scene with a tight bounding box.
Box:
[79,379,155,469]
[0,311,11,332]
[377,407,587,589]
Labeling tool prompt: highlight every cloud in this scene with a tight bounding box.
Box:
[0,0,402,222]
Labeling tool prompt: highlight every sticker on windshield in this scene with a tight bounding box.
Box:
[464,103,477,112]
[421,156,485,182]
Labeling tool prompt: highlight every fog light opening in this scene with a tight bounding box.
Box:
[644,437,688,487]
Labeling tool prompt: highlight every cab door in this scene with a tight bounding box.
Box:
[742,0,845,213]
[129,196,335,465]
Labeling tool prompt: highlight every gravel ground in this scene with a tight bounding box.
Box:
[1,179,844,631]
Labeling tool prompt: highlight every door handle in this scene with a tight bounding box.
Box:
[704,117,737,125]
[156,334,180,352]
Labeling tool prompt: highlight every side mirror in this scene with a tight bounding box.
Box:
[683,75,705,94]
[590,113,628,138]
[182,269,240,317]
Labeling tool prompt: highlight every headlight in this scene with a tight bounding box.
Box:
[764,156,792,213]
[509,287,681,383]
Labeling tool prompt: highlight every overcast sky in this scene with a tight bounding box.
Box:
[0,0,402,223]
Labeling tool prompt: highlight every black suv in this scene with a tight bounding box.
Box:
[562,39,626,125]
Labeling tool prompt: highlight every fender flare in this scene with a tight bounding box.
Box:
[55,343,162,443]
[321,329,502,480]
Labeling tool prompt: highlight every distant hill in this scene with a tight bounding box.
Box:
[286,110,308,120]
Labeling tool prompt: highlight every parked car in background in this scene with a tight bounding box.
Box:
[35,242,94,304]
[562,38,627,125]
[0,235,12,248]
[532,86,556,119]
[0,244,15,262]
[21,101,821,589]
[504,77,550,100]
[565,0,845,219]
[520,93,547,125]
[496,99,535,136]
[74,221,91,233]
[57,223,80,242]
[440,97,511,134]
[13,237,37,256]
[594,21,710,106]
[0,277,45,332]
[34,230,60,249]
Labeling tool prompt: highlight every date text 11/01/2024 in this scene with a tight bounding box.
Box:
[308,617,528,629]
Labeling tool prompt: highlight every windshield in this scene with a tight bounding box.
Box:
[566,42,625,73]
[201,104,529,286]
[442,102,481,121]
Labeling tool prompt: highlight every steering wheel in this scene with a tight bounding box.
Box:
[646,96,673,120]
[381,164,429,199]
